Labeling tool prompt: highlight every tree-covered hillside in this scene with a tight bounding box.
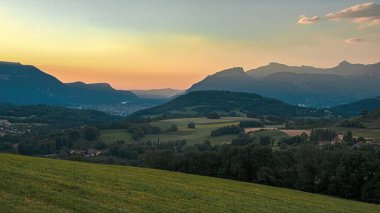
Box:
[0,103,118,127]
[129,90,327,119]
[332,96,380,116]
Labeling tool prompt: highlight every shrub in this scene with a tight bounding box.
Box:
[211,125,241,137]
[239,120,264,128]
[187,122,196,129]
[207,112,221,119]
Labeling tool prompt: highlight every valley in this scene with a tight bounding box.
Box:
[2,1,380,212]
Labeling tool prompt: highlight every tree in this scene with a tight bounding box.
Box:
[361,110,369,118]
[187,122,196,129]
[295,144,321,192]
[257,167,276,185]
[310,129,337,143]
[343,131,353,143]
[83,127,99,141]
[168,124,178,132]
[239,120,264,128]
[207,112,221,119]
[259,136,272,146]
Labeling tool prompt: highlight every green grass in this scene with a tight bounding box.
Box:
[99,129,133,144]
[99,117,261,145]
[334,127,380,139]
[0,154,379,213]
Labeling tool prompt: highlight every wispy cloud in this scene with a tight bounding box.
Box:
[297,15,320,25]
[298,2,380,27]
[345,38,365,44]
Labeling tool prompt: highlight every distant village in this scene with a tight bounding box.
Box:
[0,120,29,136]
[73,103,154,117]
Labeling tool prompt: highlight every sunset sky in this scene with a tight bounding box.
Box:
[1,0,380,89]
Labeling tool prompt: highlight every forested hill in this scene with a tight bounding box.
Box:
[0,103,118,127]
[129,90,327,119]
[332,96,380,116]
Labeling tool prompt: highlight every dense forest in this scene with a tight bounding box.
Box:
[0,103,118,127]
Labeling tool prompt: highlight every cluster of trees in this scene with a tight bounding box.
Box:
[125,123,162,140]
[123,122,178,140]
[338,120,365,128]
[210,125,242,137]
[239,120,264,128]
[207,112,221,119]
[0,126,101,155]
[210,120,268,137]
[309,129,337,142]
[187,122,196,129]
[0,103,118,128]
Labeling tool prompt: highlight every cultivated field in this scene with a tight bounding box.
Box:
[100,129,133,144]
[280,129,311,137]
[100,117,260,145]
[1,154,379,213]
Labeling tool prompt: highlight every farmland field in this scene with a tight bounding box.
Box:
[1,154,379,213]
[99,129,133,144]
[333,127,380,139]
[280,129,311,137]
[100,117,261,145]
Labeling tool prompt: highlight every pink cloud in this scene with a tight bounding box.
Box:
[344,38,365,44]
[298,2,380,27]
[297,15,320,24]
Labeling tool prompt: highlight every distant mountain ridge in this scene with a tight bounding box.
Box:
[247,61,380,79]
[188,61,380,107]
[0,61,139,105]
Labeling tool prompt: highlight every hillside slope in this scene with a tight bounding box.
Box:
[130,90,326,119]
[0,103,118,127]
[0,61,139,105]
[0,154,379,213]
[332,96,380,116]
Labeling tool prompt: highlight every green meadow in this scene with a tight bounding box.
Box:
[0,154,379,213]
[334,127,380,139]
[100,117,260,145]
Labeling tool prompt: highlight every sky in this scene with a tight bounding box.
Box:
[0,0,380,89]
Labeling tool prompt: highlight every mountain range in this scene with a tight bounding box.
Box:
[1,60,380,110]
[0,61,140,105]
[188,61,380,107]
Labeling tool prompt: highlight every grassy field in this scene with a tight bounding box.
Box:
[1,154,379,213]
[334,127,380,139]
[100,117,261,145]
[100,129,133,144]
